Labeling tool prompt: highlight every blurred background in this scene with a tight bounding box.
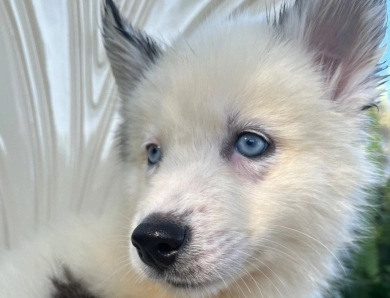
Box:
[0,0,389,297]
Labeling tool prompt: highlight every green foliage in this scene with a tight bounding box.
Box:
[335,181,390,298]
[331,111,390,298]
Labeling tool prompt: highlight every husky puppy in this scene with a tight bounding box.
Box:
[0,0,387,297]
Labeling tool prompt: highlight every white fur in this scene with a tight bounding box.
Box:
[0,0,386,297]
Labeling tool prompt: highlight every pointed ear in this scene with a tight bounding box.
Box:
[102,0,161,97]
[277,0,387,111]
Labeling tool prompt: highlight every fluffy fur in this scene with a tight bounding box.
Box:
[0,0,387,297]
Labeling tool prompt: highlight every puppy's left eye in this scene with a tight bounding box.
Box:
[236,133,269,158]
[147,144,162,165]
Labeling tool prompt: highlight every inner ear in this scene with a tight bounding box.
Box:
[303,1,381,99]
[276,0,387,109]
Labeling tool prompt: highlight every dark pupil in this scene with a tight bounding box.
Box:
[246,138,255,147]
[151,147,157,155]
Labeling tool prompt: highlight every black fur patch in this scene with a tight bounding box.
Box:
[104,0,160,62]
[51,267,100,298]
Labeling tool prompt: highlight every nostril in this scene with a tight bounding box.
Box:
[157,243,176,254]
[156,228,187,255]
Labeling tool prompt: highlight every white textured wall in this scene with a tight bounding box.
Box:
[0,0,284,250]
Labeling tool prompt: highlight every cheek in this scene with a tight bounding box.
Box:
[230,151,266,182]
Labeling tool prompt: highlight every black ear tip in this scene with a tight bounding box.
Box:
[103,0,124,29]
[105,0,117,13]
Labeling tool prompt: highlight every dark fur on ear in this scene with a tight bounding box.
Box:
[102,0,162,161]
[103,0,160,62]
[275,0,387,111]
[102,0,161,93]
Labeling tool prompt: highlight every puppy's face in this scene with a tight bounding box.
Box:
[103,0,385,296]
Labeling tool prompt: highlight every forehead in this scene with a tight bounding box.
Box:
[131,21,328,142]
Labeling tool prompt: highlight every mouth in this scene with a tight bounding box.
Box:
[165,278,218,290]
[144,267,215,289]
[166,280,198,288]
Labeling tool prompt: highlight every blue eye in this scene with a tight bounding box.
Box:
[236,133,269,158]
[147,144,162,165]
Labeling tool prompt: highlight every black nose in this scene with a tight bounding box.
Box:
[131,215,187,270]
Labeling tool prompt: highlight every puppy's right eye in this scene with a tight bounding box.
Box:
[235,133,269,158]
[147,144,162,165]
